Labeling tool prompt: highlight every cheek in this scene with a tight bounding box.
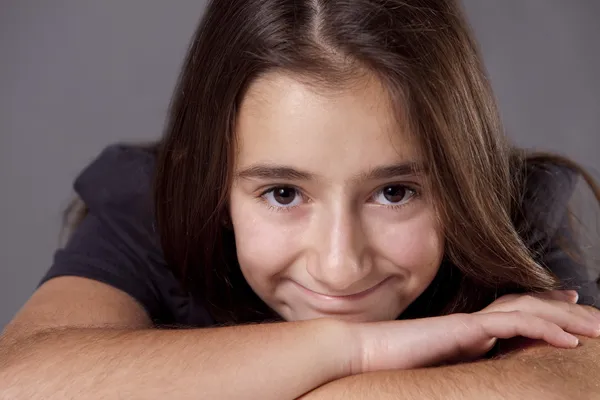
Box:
[229,200,303,283]
[374,211,444,278]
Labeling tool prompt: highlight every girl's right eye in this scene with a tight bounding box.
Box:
[262,186,303,209]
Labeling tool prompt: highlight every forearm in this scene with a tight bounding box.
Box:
[300,337,600,400]
[0,320,351,400]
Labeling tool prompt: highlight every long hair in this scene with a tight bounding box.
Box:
[77,0,597,324]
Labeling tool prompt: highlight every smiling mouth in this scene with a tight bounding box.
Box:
[295,277,390,301]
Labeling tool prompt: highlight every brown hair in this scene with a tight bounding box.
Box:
[71,0,600,324]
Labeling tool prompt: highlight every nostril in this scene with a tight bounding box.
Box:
[306,258,373,293]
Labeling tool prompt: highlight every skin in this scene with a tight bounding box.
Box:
[1,72,599,399]
[230,71,444,323]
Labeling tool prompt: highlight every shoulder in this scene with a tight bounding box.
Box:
[521,160,577,211]
[517,158,599,307]
[43,143,216,327]
[518,158,578,236]
[74,144,157,215]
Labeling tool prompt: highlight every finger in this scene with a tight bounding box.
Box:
[533,290,578,304]
[486,290,576,308]
[480,295,600,338]
[583,305,600,322]
[564,290,579,304]
[515,295,600,337]
[475,311,580,349]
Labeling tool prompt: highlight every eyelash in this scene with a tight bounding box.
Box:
[258,186,305,213]
[257,184,420,213]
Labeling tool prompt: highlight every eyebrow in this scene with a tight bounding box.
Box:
[235,161,425,182]
[355,162,425,181]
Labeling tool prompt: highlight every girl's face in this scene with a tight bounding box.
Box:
[229,72,444,322]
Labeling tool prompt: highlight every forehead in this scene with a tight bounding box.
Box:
[234,72,418,173]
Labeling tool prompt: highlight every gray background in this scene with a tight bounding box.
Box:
[1,1,599,329]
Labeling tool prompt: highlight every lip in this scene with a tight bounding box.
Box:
[294,277,391,302]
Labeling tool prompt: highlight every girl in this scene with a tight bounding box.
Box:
[2,0,599,399]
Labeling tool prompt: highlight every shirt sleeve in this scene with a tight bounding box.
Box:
[520,162,600,308]
[40,145,180,322]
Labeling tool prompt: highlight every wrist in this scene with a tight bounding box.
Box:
[313,318,363,379]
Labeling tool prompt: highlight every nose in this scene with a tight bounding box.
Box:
[306,204,372,294]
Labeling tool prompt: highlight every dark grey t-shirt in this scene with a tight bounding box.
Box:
[40,145,600,327]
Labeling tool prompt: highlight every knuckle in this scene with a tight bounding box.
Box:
[517,294,538,307]
[511,310,528,321]
[562,303,575,314]
[494,294,515,303]
[566,302,582,313]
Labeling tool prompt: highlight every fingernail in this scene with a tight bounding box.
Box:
[563,332,579,347]
[561,290,579,303]
[570,291,579,304]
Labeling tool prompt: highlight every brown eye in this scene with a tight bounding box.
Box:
[273,187,296,205]
[383,185,407,203]
[263,186,302,208]
[373,185,416,206]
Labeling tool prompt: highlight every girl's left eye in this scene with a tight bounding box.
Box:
[262,186,303,208]
[372,185,416,206]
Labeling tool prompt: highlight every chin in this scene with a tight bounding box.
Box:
[280,307,404,323]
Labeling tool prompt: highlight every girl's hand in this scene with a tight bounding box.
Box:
[349,290,600,374]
